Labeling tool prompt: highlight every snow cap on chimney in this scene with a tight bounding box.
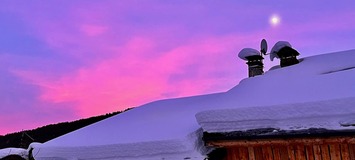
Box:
[238,48,261,60]
[238,48,264,77]
[270,41,292,61]
[270,41,300,67]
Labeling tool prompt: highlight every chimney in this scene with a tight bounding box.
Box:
[270,41,300,67]
[238,48,264,77]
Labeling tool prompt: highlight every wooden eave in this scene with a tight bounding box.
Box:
[204,128,355,147]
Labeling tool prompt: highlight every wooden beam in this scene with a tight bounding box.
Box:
[305,145,315,160]
[248,147,255,160]
[320,145,330,160]
[340,144,350,160]
[238,147,249,160]
[206,136,355,147]
[254,147,263,160]
[272,146,281,160]
[295,145,305,160]
[262,146,273,160]
[287,146,296,160]
[279,146,289,160]
[313,145,322,160]
[349,144,355,160]
[329,144,341,160]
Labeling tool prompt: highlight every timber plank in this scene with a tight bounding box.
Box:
[288,146,296,160]
[295,145,305,160]
[254,147,263,160]
[226,148,231,160]
[248,147,255,160]
[239,147,249,160]
[320,145,330,160]
[262,146,273,160]
[313,145,322,160]
[341,144,350,160]
[305,145,314,160]
[329,144,341,160]
[350,144,355,160]
[227,148,236,160]
[272,146,281,160]
[280,146,289,160]
[232,148,240,160]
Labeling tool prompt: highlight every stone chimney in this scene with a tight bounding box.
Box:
[270,41,300,67]
[238,48,264,77]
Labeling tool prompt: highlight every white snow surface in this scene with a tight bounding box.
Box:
[238,48,261,60]
[196,97,355,133]
[0,148,28,159]
[270,41,292,61]
[33,49,355,160]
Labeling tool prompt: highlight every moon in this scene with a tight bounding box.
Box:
[270,14,281,26]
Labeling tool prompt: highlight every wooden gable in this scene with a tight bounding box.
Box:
[205,130,355,160]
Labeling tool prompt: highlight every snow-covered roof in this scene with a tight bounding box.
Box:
[33,49,355,160]
[196,97,355,133]
[238,48,261,60]
[270,41,292,61]
[0,148,27,159]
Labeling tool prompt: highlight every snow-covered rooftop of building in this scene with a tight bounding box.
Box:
[0,148,27,159]
[270,41,292,61]
[196,97,355,133]
[33,49,355,160]
[238,48,261,60]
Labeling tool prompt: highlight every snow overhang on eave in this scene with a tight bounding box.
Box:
[203,128,355,144]
[195,97,355,135]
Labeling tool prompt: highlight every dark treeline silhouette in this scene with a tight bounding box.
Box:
[0,108,132,149]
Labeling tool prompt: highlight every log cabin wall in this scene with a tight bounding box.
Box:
[207,137,355,160]
[224,144,355,160]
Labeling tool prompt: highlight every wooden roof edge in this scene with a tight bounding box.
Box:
[206,136,355,147]
[204,128,355,147]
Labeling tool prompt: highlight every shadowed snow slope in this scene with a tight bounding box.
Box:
[33,50,355,160]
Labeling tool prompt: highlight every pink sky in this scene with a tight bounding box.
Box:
[1,1,355,135]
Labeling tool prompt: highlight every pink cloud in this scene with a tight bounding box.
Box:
[7,3,269,117]
[11,33,252,117]
[12,1,352,118]
[80,24,108,37]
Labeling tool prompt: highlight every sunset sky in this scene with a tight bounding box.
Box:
[1,1,355,135]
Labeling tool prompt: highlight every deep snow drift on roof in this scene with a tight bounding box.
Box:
[33,49,355,160]
[196,97,355,133]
